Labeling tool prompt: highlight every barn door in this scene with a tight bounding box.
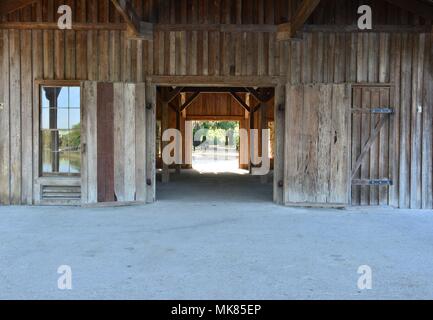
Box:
[351,86,394,206]
[284,84,351,207]
[81,82,153,205]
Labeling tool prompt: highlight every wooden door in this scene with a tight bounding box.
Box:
[284,84,351,207]
[81,82,153,205]
[351,86,394,206]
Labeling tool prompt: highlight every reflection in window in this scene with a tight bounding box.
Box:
[41,86,81,176]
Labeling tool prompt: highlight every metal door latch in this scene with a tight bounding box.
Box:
[0,102,4,110]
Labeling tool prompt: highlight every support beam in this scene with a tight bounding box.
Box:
[277,0,321,41]
[260,102,269,184]
[230,92,251,113]
[0,0,37,15]
[180,92,201,113]
[246,87,274,103]
[161,100,170,184]
[111,0,153,40]
[158,87,183,104]
[383,0,433,22]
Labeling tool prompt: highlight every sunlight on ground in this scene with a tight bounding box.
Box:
[192,146,248,174]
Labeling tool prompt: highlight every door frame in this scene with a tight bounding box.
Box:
[147,75,286,205]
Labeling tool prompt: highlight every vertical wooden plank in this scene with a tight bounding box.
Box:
[410,34,424,209]
[97,83,115,203]
[82,81,98,204]
[21,30,33,205]
[54,30,65,80]
[65,30,76,80]
[9,30,21,205]
[146,83,156,203]
[32,29,43,204]
[76,31,87,80]
[161,97,170,183]
[399,33,411,209]
[0,30,10,204]
[360,88,371,206]
[113,83,125,201]
[369,89,380,205]
[124,83,136,201]
[135,83,147,202]
[330,84,350,204]
[379,88,390,206]
[389,33,401,208]
[273,84,285,204]
[351,87,362,205]
[317,85,332,203]
[421,33,433,209]
[43,30,54,80]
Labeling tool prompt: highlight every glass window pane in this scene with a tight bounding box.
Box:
[56,109,69,129]
[41,108,50,129]
[58,151,70,173]
[69,87,80,109]
[40,86,81,176]
[42,149,53,173]
[41,130,61,153]
[69,152,81,174]
[41,87,56,108]
[57,87,69,108]
[69,109,80,130]
[66,129,81,151]
[58,130,70,150]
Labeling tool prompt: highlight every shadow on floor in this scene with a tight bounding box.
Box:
[156,169,273,203]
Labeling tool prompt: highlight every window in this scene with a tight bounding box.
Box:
[40,86,81,176]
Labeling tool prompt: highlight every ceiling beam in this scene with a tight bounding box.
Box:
[111,0,153,40]
[277,0,321,41]
[383,0,433,22]
[0,0,37,15]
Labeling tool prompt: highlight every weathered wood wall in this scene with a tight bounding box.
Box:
[285,84,351,206]
[0,0,432,208]
[81,81,147,204]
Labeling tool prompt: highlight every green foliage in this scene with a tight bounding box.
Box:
[193,121,239,146]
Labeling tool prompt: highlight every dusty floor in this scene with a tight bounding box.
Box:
[1,171,433,300]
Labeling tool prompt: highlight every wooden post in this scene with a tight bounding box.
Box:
[274,84,285,205]
[161,98,170,183]
[146,83,156,203]
[247,93,254,173]
[260,101,268,184]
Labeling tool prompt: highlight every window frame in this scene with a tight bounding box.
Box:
[37,80,82,178]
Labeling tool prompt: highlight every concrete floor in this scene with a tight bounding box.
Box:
[1,171,433,300]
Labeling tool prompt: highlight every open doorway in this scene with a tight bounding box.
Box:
[155,86,275,203]
[191,121,245,174]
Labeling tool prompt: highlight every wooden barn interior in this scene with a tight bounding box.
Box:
[0,0,432,209]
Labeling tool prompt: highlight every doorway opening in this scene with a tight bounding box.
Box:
[155,86,276,203]
[191,121,245,174]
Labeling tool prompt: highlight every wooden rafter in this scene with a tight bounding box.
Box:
[110,0,153,40]
[246,88,274,103]
[0,0,37,15]
[180,92,201,113]
[277,0,321,41]
[229,92,251,113]
[158,87,184,104]
[383,0,433,22]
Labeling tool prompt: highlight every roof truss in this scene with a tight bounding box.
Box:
[0,0,38,15]
[383,0,433,21]
[110,0,153,40]
[277,0,321,41]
